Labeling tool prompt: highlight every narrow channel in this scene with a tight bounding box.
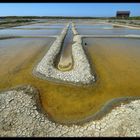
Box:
[57,24,73,71]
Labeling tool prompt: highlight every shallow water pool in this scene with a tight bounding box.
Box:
[0,23,140,124]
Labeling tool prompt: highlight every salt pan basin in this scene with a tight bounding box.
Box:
[34,23,95,85]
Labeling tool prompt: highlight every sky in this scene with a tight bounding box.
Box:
[0,3,140,17]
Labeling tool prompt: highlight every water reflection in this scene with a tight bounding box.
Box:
[76,24,114,29]
[0,28,62,36]
[13,24,65,29]
[77,28,140,35]
[76,23,140,35]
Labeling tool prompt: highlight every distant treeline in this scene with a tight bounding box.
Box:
[0,16,140,20]
[0,19,34,25]
[0,16,106,19]
[109,16,140,20]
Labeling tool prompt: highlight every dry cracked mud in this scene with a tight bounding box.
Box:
[0,85,140,137]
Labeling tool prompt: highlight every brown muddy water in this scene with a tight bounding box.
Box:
[0,37,55,89]
[0,35,140,124]
[57,24,73,71]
